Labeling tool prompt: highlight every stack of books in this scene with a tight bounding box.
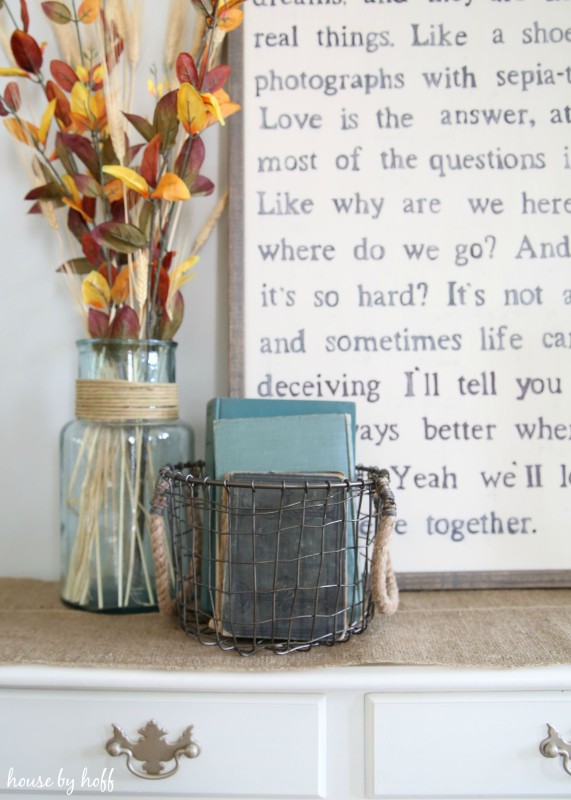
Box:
[201,398,359,642]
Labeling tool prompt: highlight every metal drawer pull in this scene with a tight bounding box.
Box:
[539,724,571,776]
[106,719,200,780]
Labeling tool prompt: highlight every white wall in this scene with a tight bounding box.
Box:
[0,5,229,578]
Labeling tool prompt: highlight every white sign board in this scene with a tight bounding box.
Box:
[228,0,571,587]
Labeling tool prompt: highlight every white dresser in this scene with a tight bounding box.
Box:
[0,663,570,800]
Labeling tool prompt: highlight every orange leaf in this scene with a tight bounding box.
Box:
[3,117,36,145]
[77,0,101,24]
[216,7,244,32]
[103,177,124,204]
[151,173,190,202]
[82,270,110,309]
[110,267,130,305]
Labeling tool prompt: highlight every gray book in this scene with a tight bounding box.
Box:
[215,472,350,642]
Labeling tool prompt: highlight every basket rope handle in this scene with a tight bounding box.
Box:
[150,476,176,616]
[370,470,399,615]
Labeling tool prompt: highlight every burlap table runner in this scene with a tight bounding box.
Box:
[0,579,569,671]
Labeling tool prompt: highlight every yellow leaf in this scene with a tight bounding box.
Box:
[78,0,101,24]
[75,65,90,83]
[70,82,96,122]
[166,255,198,317]
[92,64,105,84]
[61,173,81,204]
[0,67,29,77]
[38,98,57,145]
[82,270,110,310]
[151,173,191,202]
[111,267,130,305]
[201,91,225,127]
[102,165,150,198]
[3,117,34,145]
[177,82,206,135]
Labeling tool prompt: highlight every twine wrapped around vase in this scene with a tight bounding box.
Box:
[76,379,179,422]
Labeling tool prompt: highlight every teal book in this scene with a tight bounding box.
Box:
[213,413,355,480]
[200,411,357,615]
[204,397,357,481]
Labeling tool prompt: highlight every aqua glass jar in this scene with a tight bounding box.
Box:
[60,339,194,612]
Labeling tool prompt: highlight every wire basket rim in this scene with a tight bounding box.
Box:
[158,462,390,492]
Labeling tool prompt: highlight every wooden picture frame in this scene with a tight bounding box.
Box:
[226,7,571,591]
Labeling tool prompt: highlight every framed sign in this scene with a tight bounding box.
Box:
[227,1,571,589]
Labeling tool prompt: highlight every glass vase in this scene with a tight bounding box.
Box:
[60,339,194,612]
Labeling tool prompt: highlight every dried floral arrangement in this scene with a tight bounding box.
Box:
[0,0,243,341]
[0,0,243,611]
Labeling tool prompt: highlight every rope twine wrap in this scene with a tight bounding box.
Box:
[75,379,179,422]
[370,469,400,616]
[150,478,176,617]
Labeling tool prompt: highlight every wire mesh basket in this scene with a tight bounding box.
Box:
[150,463,398,656]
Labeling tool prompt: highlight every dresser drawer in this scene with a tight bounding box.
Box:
[0,689,326,798]
[365,691,571,799]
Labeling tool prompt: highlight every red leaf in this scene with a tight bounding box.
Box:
[82,231,105,265]
[59,133,100,177]
[123,112,155,142]
[176,53,198,87]
[98,263,118,284]
[0,100,9,117]
[151,266,169,307]
[202,64,231,94]
[46,80,72,127]
[20,0,30,32]
[10,30,43,74]
[25,183,65,201]
[50,59,78,92]
[74,173,101,197]
[188,174,214,196]
[91,221,147,254]
[4,82,21,112]
[42,2,73,24]
[67,207,90,243]
[175,135,205,182]
[140,133,161,187]
[125,142,145,165]
[153,90,179,152]
[161,251,175,271]
[82,196,96,219]
[110,200,126,223]
[87,308,109,338]
[109,306,139,339]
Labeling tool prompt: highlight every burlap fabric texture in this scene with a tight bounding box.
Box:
[0,580,570,672]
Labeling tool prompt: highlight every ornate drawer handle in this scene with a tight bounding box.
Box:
[539,724,571,776]
[106,719,200,780]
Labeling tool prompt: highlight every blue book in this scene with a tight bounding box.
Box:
[213,413,355,480]
[204,397,357,481]
[200,410,357,616]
